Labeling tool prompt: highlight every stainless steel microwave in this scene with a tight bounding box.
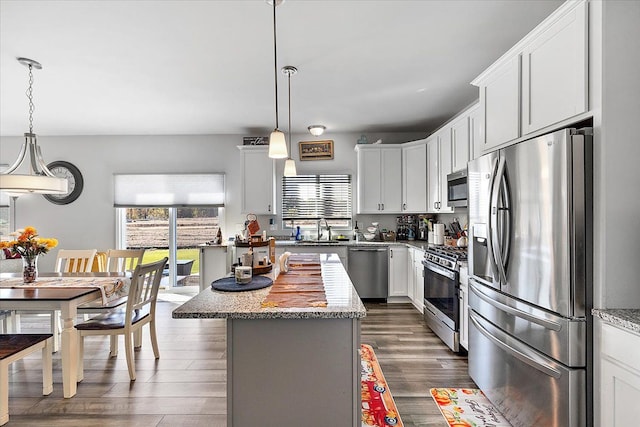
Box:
[446,169,467,208]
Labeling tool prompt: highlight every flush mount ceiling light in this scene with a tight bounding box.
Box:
[308,125,326,137]
[282,65,297,177]
[267,0,288,159]
[0,58,68,195]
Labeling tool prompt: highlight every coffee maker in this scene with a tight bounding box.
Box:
[417,214,435,240]
[396,215,417,240]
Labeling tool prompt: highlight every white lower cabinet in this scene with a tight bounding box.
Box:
[388,246,408,297]
[199,246,231,291]
[598,319,640,426]
[459,266,469,350]
[407,248,424,313]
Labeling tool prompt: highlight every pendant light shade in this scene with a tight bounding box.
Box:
[0,58,68,195]
[267,0,288,159]
[283,158,297,177]
[268,129,288,158]
[282,65,297,177]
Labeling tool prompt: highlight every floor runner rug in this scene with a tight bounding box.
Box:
[430,388,512,426]
[361,344,403,426]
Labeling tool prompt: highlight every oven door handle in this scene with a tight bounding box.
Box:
[470,310,561,379]
[423,260,456,281]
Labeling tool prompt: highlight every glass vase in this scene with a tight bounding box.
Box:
[22,255,39,283]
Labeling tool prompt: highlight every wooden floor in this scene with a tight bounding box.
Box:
[5,290,475,427]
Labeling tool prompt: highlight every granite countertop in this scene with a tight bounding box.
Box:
[172,253,366,320]
[592,309,640,334]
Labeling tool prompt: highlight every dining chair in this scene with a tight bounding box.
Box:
[105,249,145,273]
[55,249,98,273]
[75,257,167,381]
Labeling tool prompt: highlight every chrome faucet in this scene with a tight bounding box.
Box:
[317,218,331,241]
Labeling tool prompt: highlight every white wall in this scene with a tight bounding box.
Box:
[0,131,424,270]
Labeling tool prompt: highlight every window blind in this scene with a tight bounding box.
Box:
[114,174,225,207]
[282,174,352,220]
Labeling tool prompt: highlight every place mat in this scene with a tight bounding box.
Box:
[430,388,511,427]
[260,254,327,308]
[361,344,403,427]
[0,277,127,305]
[211,275,273,292]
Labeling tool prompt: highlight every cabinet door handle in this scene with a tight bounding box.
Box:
[390,249,393,258]
[403,203,406,210]
[268,204,271,212]
[433,202,437,209]
[381,203,384,210]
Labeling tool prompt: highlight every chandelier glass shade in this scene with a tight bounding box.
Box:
[0,58,68,195]
[282,65,297,177]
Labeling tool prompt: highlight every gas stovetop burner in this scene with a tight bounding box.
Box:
[423,245,467,270]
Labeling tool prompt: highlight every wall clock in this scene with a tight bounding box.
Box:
[43,161,84,205]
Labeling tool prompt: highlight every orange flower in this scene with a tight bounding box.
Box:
[2,226,57,259]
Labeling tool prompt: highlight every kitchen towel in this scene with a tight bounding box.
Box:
[430,388,511,426]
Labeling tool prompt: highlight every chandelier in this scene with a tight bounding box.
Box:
[0,58,68,195]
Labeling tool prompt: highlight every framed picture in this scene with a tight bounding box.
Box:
[299,140,334,161]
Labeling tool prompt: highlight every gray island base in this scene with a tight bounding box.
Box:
[172,254,366,427]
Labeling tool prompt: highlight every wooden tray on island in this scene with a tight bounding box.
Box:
[231,263,273,275]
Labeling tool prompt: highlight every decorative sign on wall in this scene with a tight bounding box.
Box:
[243,136,269,145]
[299,140,334,161]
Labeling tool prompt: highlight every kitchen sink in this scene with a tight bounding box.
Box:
[296,240,345,245]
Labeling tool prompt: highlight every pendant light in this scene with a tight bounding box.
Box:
[0,58,68,195]
[267,0,288,159]
[282,65,297,177]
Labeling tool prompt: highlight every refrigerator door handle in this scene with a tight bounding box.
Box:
[469,311,562,379]
[469,280,562,331]
[490,155,507,285]
[498,168,511,271]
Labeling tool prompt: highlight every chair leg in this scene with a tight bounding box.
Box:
[77,334,85,382]
[42,338,53,395]
[109,336,118,357]
[150,320,160,359]
[124,332,136,381]
[134,329,142,349]
[51,312,61,353]
[13,313,21,333]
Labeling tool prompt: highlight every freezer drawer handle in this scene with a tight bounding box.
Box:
[469,281,562,331]
[470,311,561,379]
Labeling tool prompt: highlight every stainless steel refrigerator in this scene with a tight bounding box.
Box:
[467,127,592,427]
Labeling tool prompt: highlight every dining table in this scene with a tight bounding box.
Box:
[0,272,128,398]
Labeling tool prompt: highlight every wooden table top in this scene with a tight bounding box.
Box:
[0,287,100,301]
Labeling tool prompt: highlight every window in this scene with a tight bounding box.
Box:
[282,174,352,229]
[114,174,224,286]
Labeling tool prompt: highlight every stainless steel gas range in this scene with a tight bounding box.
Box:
[422,245,467,352]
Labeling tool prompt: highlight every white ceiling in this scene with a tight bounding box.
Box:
[0,0,563,137]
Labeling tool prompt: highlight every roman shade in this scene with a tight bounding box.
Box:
[114,174,225,207]
[282,174,352,220]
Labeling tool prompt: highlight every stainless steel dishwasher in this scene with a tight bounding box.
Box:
[347,246,388,299]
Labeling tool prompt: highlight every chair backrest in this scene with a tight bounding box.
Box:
[55,249,98,273]
[125,257,167,324]
[105,249,145,273]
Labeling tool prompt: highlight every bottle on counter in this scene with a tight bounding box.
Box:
[353,221,359,241]
[295,226,302,241]
[215,228,223,244]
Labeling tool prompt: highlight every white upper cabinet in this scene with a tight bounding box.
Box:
[401,140,428,213]
[238,146,276,215]
[355,145,402,214]
[478,55,521,151]
[451,115,470,172]
[426,131,453,214]
[522,1,588,134]
[472,0,588,151]
[468,103,483,160]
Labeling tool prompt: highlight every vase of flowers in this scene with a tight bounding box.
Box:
[0,226,58,283]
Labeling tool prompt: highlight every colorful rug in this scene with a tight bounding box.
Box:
[361,344,403,426]
[430,388,512,427]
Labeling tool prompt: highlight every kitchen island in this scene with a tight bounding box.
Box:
[172,253,366,427]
